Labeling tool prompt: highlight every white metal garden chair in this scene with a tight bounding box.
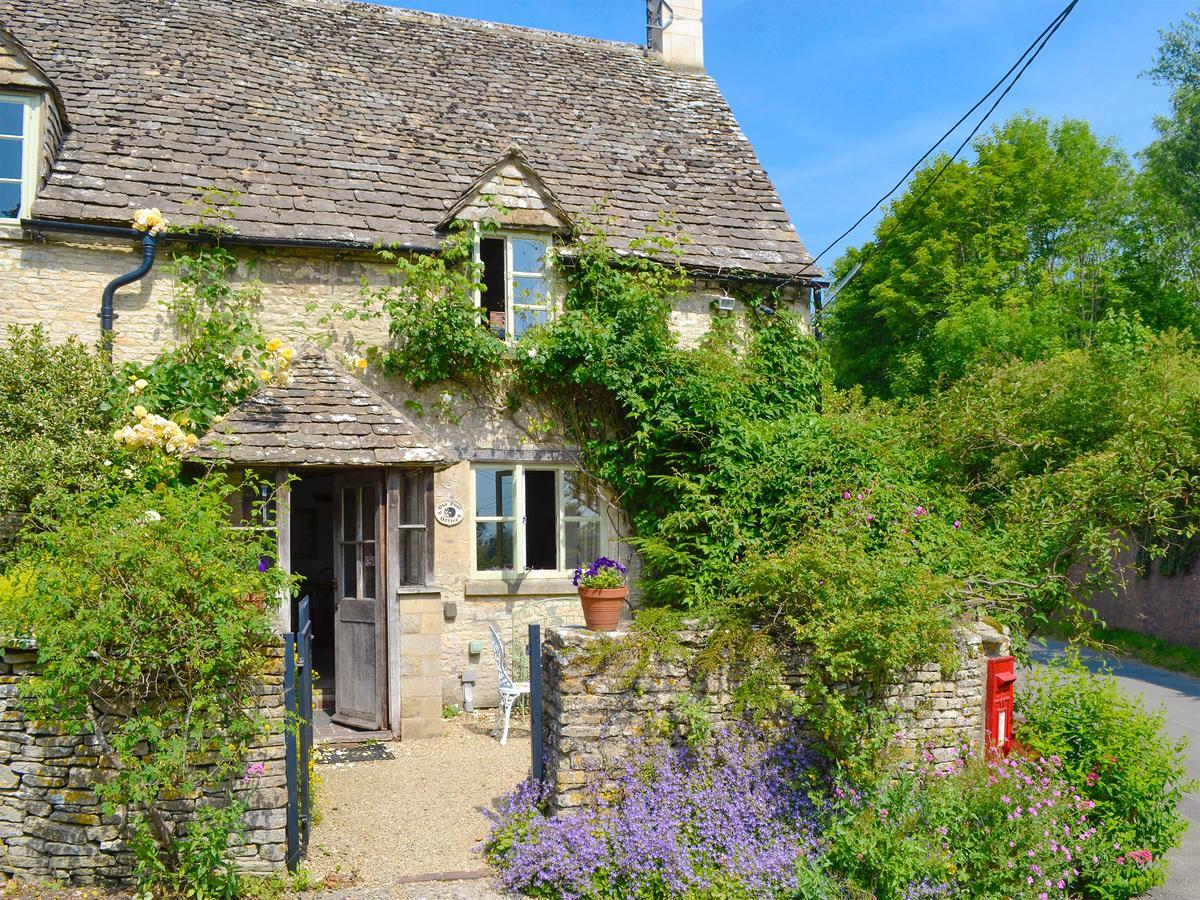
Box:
[489,624,530,746]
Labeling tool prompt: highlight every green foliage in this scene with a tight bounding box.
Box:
[149,802,246,900]
[122,242,266,433]
[116,188,283,434]
[348,222,506,388]
[1147,10,1200,90]
[1018,654,1195,898]
[822,114,1187,399]
[0,475,290,883]
[0,326,119,520]
[925,324,1200,628]
[822,750,1104,899]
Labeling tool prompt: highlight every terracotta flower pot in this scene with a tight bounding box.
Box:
[578,586,628,632]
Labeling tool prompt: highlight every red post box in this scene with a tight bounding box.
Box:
[985,656,1016,757]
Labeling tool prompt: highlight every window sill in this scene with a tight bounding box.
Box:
[0,222,26,241]
[464,576,578,599]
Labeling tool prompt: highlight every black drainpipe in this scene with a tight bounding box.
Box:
[21,218,160,355]
[101,230,159,339]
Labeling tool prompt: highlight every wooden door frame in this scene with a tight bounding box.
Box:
[384,467,436,734]
[331,471,388,731]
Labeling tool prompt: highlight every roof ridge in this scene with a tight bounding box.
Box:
[285,0,646,54]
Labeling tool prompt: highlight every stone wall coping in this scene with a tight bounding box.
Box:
[545,617,1009,650]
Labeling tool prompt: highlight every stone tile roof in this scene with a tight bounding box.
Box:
[1,0,820,278]
[190,348,453,467]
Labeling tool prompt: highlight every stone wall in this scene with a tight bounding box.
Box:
[540,621,1010,811]
[1088,546,1200,650]
[0,645,288,884]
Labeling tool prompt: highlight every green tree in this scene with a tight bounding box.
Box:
[1130,13,1200,331]
[824,115,1147,398]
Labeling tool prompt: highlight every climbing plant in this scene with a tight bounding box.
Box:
[0,474,291,892]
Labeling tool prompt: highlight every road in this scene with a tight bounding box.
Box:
[1029,641,1200,900]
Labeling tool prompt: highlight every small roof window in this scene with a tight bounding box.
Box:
[0,93,37,221]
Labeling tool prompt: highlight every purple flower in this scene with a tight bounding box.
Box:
[573,555,627,588]
[912,506,928,518]
[257,556,271,573]
[953,520,961,530]
[486,727,824,897]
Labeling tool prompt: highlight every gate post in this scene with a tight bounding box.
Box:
[282,633,300,870]
[529,623,543,782]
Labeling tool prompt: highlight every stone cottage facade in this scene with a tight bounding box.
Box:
[0,0,824,741]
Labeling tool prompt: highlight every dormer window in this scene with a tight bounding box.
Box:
[476,232,552,340]
[0,94,37,221]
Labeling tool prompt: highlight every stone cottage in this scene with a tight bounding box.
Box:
[0,0,823,741]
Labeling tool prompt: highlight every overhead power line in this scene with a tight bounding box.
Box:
[807,0,1081,276]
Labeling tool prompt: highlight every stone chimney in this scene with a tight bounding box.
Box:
[647,0,704,69]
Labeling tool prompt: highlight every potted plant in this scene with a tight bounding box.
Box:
[573,556,628,632]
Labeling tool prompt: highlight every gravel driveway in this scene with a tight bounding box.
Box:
[305,711,529,888]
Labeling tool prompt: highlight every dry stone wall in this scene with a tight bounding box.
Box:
[540,621,1010,811]
[0,644,288,884]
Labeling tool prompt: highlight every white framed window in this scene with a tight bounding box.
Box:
[474,231,553,341]
[0,93,40,223]
[471,464,606,575]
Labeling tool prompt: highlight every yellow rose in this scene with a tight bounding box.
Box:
[133,405,148,419]
[281,347,295,362]
[258,369,272,382]
[355,357,368,371]
[266,338,282,353]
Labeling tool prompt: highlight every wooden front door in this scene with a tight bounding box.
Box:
[333,474,386,730]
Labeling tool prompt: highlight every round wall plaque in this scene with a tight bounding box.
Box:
[435,499,465,527]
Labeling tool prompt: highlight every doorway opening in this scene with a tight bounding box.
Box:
[289,473,337,717]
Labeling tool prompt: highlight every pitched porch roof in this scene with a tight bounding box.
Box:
[190,348,453,467]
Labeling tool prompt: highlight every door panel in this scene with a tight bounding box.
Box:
[333,474,385,730]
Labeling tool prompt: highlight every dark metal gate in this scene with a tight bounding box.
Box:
[283,595,313,871]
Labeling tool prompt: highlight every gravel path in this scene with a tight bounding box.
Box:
[314,877,511,899]
[305,712,529,888]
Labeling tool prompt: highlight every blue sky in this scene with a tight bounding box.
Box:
[380,0,1195,267]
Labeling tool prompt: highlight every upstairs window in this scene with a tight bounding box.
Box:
[476,233,552,340]
[0,94,37,222]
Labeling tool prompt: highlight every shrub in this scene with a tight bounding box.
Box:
[1018,654,1195,897]
[0,474,291,888]
[485,727,836,899]
[822,747,1105,899]
[0,325,119,521]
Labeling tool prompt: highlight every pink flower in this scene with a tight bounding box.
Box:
[912,505,928,517]
[953,520,961,529]
[878,808,888,820]
[842,491,852,499]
